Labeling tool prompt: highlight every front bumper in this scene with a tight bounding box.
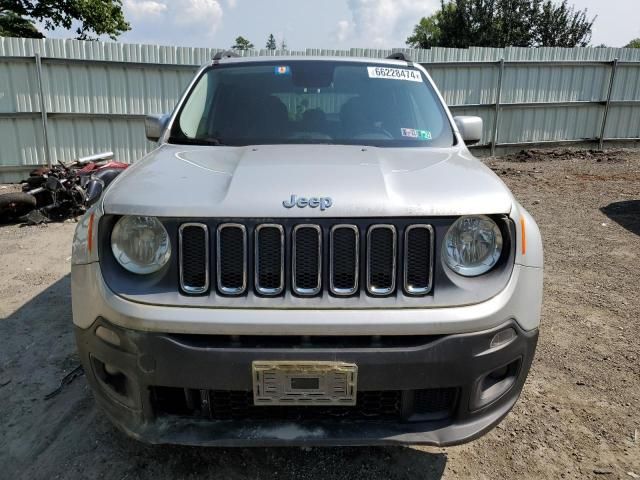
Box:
[76,317,538,447]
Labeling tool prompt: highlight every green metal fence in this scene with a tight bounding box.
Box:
[1,38,640,182]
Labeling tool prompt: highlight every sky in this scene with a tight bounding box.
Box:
[53,0,640,49]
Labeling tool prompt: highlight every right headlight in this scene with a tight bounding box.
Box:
[111,215,171,274]
[442,215,503,277]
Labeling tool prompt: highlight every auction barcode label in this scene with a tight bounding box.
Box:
[367,66,422,82]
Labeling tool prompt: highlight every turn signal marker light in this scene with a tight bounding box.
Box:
[87,212,95,254]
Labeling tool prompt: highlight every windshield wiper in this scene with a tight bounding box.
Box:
[169,136,226,146]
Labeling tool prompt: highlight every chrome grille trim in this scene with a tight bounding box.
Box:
[178,223,209,295]
[254,224,285,296]
[292,224,322,296]
[403,224,435,296]
[366,224,397,296]
[329,224,359,296]
[216,223,247,296]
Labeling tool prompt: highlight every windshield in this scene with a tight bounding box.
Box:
[169,60,454,148]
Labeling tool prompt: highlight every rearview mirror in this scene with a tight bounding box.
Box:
[145,114,170,142]
[453,116,483,145]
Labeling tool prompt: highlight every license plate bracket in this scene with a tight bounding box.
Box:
[252,361,358,406]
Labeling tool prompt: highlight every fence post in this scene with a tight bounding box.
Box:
[34,53,52,168]
[599,58,618,151]
[491,58,505,156]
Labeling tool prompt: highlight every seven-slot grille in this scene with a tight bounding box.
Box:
[179,222,434,297]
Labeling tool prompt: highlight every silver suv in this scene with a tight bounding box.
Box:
[71,53,543,446]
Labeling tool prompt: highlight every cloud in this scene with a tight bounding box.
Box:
[225,0,238,7]
[124,0,168,18]
[122,0,224,42]
[334,19,352,43]
[344,0,438,47]
[178,0,224,30]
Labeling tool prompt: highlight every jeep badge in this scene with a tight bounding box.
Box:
[283,194,332,211]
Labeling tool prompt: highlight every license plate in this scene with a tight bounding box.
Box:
[252,361,357,406]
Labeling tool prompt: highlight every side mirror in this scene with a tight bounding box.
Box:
[453,116,483,145]
[85,179,105,207]
[145,114,170,142]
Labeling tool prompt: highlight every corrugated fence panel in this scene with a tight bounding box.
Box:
[501,64,610,103]
[42,62,195,114]
[605,64,640,140]
[427,65,498,106]
[47,118,154,164]
[500,105,603,144]
[605,105,640,139]
[0,118,45,167]
[0,57,40,113]
[612,65,640,101]
[2,37,640,180]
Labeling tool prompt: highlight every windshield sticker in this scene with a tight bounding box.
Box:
[367,66,422,82]
[401,128,432,140]
[275,66,291,76]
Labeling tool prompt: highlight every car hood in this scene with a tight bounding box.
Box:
[103,144,514,217]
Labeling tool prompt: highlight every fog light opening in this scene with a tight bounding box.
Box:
[92,356,128,397]
[487,365,510,381]
[490,327,516,349]
[472,358,522,410]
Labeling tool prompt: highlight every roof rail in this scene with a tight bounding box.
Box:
[386,52,413,62]
[212,50,240,61]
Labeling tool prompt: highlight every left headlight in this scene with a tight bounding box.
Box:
[442,215,503,277]
[111,216,171,274]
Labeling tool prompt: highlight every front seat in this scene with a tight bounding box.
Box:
[340,97,372,137]
[248,95,289,139]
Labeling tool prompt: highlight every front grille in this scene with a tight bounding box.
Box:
[254,224,284,295]
[151,387,457,422]
[367,225,396,296]
[404,225,434,295]
[330,225,359,295]
[217,224,247,295]
[179,224,209,294]
[178,220,434,298]
[292,225,321,295]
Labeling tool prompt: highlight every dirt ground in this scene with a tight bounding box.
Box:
[0,148,639,479]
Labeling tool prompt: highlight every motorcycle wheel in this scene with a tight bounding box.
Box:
[0,192,37,222]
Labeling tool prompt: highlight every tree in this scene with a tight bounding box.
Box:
[232,35,254,51]
[406,13,442,49]
[265,33,276,50]
[625,38,640,48]
[406,0,594,48]
[0,0,130,40]
[280,37,287,50]
[536,0,594,47]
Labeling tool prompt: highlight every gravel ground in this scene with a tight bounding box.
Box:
[0,148,639,479]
